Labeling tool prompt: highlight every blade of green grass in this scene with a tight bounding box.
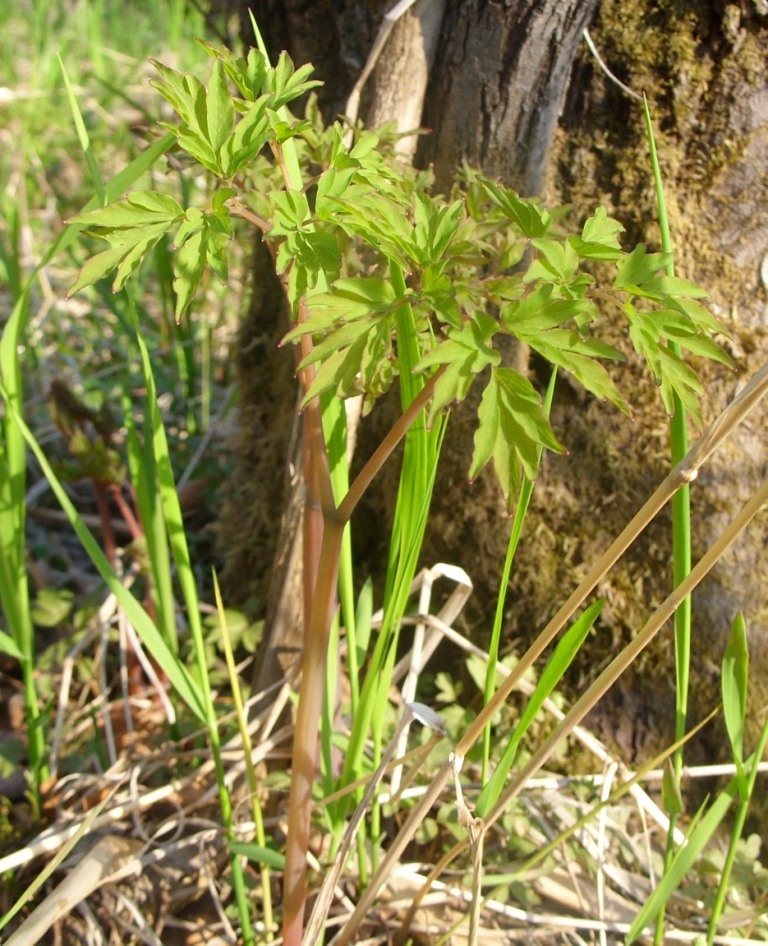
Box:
[2,387,206,720]
[476,598,604,818]
[58,53,106,206]
[644,93,694,946]
[707,615,768,943]
[627,780,737,943]
[122,390,177,656]
[352,259,446,871]
[125,290,254,944]
[215,571,275,939]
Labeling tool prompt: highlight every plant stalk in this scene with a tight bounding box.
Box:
[281,367,445,946]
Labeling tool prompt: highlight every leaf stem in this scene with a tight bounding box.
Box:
[228,198,270,232]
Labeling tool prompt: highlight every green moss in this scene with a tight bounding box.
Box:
[534,0,768,767]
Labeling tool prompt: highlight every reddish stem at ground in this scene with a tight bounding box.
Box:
[281,366,445,946]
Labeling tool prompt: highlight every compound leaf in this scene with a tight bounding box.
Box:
[471,367,563,510]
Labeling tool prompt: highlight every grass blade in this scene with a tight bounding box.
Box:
[58,53,106,206]
[476,598,603,817]
[2,388,206,720]
[627,782,737,943]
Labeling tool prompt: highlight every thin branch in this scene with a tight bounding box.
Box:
[227,198,270,233]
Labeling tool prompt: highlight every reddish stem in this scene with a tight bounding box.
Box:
[281,366,445,946]
[108,483,144,542]
[281,521,343,945]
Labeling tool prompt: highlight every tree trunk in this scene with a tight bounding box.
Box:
[417,0,599,193]
[220,0,768,762]
[544,0,768,759]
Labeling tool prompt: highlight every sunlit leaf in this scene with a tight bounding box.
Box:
[581,206,624,246]
[207,59,235,155]
[481,179,553,237]
[614,243,671,290]
[470,368,563,510]
[722,611,748,772]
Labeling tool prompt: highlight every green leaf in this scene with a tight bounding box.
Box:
[502,283,587,334]
[470,368,563,510]
[641,274,709,299]
[299,231,342,287]
[581,206,624,246]
[266,52,322,109]
[661,758,684,816]
[647,310,732,367]
[569,236,625,262]
[149,59,200,128]
[315,167,358,220]
[669,296,729,336]
[245,47,268,98]
[419,267,461,328]
[68,245,131,296]
[229,841,286,870]
[298,318,373,370]
[626,780,738,943]
[527,330,628,413]
[284,278,399,342]
[196,40,268,102]
[269,189,311,238]
[68,191,185,296]
[267,110,313,145]
[416,312,501,424]
[31,587,75,627]
[285,277,400,405]
[173,207,205,248]
[299,316,394,407]
[480,179,553,238]
[0,629,23,660]
[329,190,419,265]
[413,193,463,264]
[113,224,170,291]
[722,611,749,768]
[530,239,579,281]
[349,131,379,160]
[172,216,231,321]
[614,243,671,290]
[626,304,708,425]
[171,127,218,171]
[476,599,603,817]
[228,95,271,172]
[206,59,235,155]
[69,191,183,229]
[427,358,476,421]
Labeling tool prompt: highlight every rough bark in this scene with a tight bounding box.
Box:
[418,0,599,192]
[532,0,768,760]
[218,234,303,697]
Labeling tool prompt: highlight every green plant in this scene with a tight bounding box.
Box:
[56,32,736,944]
